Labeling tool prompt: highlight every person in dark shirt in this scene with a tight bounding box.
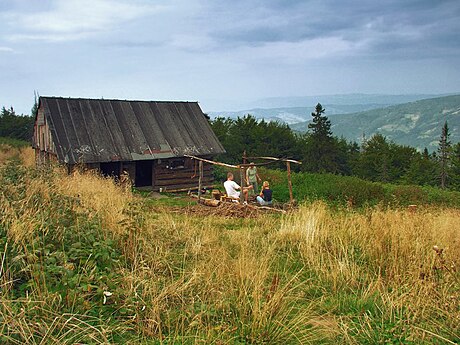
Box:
[257,181,273,206]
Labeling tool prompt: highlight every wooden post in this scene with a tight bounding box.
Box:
[239,167,244,203]
[286,161,294,204]
[198,160,203,203]
[242,151,248,203]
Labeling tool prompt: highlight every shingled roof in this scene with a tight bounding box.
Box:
[39,97,225,164]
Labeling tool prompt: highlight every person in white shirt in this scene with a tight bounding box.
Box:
[224,172,252,203]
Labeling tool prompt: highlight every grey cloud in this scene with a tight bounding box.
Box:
[201,0,460,62]
[1,0,459,115]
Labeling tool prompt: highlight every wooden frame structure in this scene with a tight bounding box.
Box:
[185,154,302,204]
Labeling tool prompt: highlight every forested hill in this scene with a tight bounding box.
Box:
[208,103,391,124]
[207,94,446,124]
[291,94,460,150]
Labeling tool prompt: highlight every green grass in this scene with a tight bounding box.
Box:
[133,189,195,208]
[0,136,30,148]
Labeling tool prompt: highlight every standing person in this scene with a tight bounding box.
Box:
[246,162,261,195]
[224,172,252,204]
[257,181,273,206]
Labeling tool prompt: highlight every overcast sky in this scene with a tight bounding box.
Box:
[1,0,459,114]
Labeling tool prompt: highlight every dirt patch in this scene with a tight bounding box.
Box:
[185,202,260,218]
[165,201,291,218]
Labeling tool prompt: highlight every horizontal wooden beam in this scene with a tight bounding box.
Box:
[246,156,302,164]
[184,155,239,169]
[238,161,275,168]
[184,154,302,169]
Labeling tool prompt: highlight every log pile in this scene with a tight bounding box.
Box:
[189,193,286,217]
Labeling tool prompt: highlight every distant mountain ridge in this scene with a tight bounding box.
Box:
[244,93,446,108]
[209,103,393,124]
[207,93,451,125]
[208,93,460,150]
[205,93,448,114]
[291,94,460,150]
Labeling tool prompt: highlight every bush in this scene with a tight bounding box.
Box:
[256,167,460,208]
[386,185,428,206]
[0,160,137,342]
[0,137,30,148]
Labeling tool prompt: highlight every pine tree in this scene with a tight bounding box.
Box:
[401,148,437,186]
[308,103,332,139]
[438,121,451,189]
[304,103,338,173]
[357,133,391,182]
[450,142,460,191]
[0,106,34,141]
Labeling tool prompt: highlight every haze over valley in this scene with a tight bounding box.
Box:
[209,93,460,151]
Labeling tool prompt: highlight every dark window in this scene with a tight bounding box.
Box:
[100,162,121,178]
[167,158,186,170]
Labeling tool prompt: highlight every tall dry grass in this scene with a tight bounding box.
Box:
[0,144,20,164]
[118,211,332,343]
[1,150,459,343]
[0,144,34,167]
[279,202,459,287]
[0,158,138,343]
[53,168,134,237]
[278,202,460,343]
[19,147,36,168]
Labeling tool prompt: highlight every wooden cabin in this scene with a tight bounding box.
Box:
[33,97,225,191]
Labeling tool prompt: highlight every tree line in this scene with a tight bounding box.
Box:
[2,101,459,191]
[0,107,35,142]
[210,103,460,191]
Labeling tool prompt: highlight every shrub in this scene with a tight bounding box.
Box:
[0,137,30,148]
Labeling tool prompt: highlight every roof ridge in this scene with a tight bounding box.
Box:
[39,96,198,104]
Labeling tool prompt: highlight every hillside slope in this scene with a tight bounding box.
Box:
[209,103,391,124]
[291,94,460,150]
[207,94,450,124]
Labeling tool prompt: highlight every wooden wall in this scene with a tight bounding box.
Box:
[34,106,57,165]
[153,157,215,191]
[88,157,216,192]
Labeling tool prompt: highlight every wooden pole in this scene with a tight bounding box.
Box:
[198,160,203,203]
[246,156,302,165]
[184,155,238,169]
[239,161,273,168]
[239,167,244,203]
[286,161,294,204]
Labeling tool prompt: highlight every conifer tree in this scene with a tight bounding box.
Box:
[308,103,332,139]
[450,143,460,191]
[438,121,451,189]
[401,148,437,186]
[304,103,339,173]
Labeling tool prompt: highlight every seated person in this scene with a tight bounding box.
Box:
[224,172,252,203]
[256,181,273,206]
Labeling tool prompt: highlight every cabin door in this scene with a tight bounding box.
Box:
[135,160,153,187]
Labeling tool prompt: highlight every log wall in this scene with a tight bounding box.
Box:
[153,157,215,191]
[34,106,57,165]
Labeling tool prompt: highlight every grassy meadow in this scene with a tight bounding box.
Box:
[0,145,459,344]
